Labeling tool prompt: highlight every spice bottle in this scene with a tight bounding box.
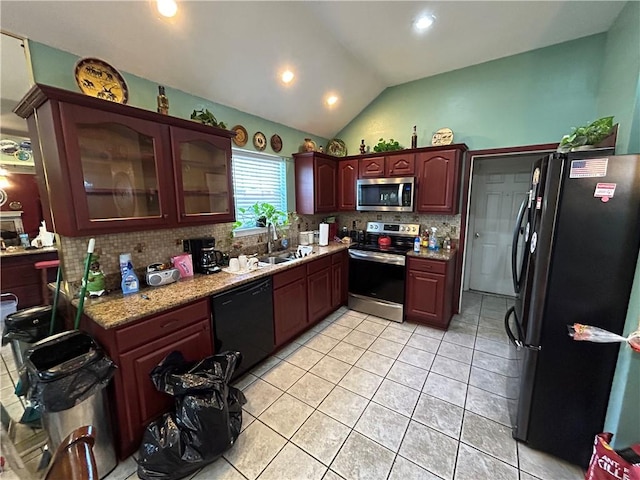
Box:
[411,125,417,149]
[157,85,169,115]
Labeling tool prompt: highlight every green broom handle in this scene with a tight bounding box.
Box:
[74,238,95,330]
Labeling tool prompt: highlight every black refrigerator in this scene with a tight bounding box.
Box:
[504,150,640,467]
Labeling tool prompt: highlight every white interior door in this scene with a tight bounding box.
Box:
[468,157,533,296]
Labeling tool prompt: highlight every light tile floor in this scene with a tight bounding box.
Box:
[2,292,587,480]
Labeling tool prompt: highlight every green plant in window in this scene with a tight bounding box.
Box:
[234,202,287,229]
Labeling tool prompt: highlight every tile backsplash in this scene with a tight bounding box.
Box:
[59,212,459,285]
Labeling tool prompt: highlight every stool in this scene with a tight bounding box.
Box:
[34,260,60,306]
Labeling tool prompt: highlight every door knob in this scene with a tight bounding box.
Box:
[475,232,480,238]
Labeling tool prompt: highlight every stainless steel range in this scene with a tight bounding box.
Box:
[348,221,420,322]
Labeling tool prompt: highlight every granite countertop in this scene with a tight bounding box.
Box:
[1,246,58,258]
[70,243,349,330]
[406,248,457,261]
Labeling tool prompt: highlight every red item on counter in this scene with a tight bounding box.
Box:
[585,433,640,480]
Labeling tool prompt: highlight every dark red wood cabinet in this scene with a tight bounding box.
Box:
[415,148,463,214]
[359,157,385,178]
[80,298,213,459]
[293,152,337,214]
[405,254,456,329]
[307,255,332,324]
[273,265,308,346]
[337,159,358,211]
[1,252,59,308]
[331,250,348,309]
[359,153,415,178]
[16,84,235,236]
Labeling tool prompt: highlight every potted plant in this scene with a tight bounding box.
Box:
[190,108,227,129]
[233,202,288,230]
[558,116,615,152]
[373,138,403,152]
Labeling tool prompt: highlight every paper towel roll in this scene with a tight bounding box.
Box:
[319,223,329,246]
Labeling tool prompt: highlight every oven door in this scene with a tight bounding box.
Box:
[348,249,406,321]
[356,177,414,212]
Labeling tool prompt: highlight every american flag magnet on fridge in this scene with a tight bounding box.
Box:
[569,158,608,178]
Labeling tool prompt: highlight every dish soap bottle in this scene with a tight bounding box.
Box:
[120,253,139,295]
[428,227,439,250]
[414,235,421,253]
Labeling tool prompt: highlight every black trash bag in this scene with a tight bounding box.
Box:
[2,305,54,345]
[137,350,246,480]
[24,331,116,412]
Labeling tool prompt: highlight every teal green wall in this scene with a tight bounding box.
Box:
[27,41,328,163]
[604,251,640,449]
[596,1,640,154]
[602,1,640,448]
[337,34,606,153]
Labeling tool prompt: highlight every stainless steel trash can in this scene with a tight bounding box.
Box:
[25,331,117,478]
[2,305,53,369]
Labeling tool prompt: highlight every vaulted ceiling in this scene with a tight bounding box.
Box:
[0,1,626,139]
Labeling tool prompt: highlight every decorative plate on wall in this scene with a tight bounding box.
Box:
[231,125,248,147]
[74,57,129,104]
[431,127,454,146]
[327,138,347,157]
[270,134,283,153]
[253,132,267,151]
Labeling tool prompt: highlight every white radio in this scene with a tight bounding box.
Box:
[145,263,180,287]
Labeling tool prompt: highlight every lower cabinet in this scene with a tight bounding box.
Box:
[81,298,213,459]
[331,250,348,309]
[1,252,59,308]
[405,254,456,328]
[307,256,332,324]
[273,265,308,346]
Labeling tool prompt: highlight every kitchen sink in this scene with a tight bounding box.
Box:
[257,252,297,265]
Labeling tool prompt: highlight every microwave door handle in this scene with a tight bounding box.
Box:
[397,184,403,206]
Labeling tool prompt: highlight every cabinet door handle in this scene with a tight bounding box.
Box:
[163,213,168,218]
[161,319,179,329]
[181,213,187,217]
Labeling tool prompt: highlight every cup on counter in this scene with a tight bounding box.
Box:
[238,255,247,270]
[229,258,240,272]
[247,257,259,271]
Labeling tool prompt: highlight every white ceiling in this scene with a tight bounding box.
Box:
[0,1,626,139]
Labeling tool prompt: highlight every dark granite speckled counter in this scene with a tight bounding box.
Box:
[0,246,58,258]
[70,243,349,329]
[406,248,457,261]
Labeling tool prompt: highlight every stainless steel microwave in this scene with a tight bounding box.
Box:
[356,177,415,212]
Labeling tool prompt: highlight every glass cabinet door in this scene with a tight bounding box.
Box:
[60,104,172,232]
[171,126,235,223]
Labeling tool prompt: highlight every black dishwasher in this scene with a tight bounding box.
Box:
[212,277,274,380]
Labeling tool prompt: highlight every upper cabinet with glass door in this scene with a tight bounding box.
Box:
[170,126,235,224]
[14,84,235,236]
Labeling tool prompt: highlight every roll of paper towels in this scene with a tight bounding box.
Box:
[319,223,329,246]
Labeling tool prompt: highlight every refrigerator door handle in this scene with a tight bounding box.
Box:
[511,198,528,293]
[504,306,542,351]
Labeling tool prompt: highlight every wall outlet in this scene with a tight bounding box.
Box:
[376,214,382,221]
[176,239,182,246]
[134,242,146,253]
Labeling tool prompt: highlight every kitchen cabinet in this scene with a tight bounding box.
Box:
[337,159,358,211]
[415,148,463,214]
[405,254,456,328]
[307,255,332,324]
[15,84,235,236]
[273,265,308,346]
[331,250,348,309]
[359,153,415,178]
[0,251,58,308]
[80,298,213,459]
[293,152,337,214]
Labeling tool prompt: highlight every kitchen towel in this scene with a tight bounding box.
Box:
[319,223,329,246]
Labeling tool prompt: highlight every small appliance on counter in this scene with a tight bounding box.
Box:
[183,237,225,274]
[146,263,181,286]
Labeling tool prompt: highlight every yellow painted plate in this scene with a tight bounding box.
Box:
[431,127,454,146]
[74,57,129,104]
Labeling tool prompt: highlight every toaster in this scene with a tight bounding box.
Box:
[145,263,181,287]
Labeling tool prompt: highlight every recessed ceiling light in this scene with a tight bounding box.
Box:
[414,14,435,31]
[157,0,178,18]
[281,70,295,84]
[326,95,338,107]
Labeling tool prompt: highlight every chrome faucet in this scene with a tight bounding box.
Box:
[267,222,276,254]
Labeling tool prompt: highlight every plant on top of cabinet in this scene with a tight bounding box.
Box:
[190,108,227,129]
[557,116,615,152]
[373,138,402,152]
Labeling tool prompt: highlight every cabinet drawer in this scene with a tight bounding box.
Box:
[273,265,306,289]
[307,255,331,274]
[115,299,210,352]
[408,257,447,274]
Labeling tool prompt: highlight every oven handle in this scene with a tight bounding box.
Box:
[349,249,406,266]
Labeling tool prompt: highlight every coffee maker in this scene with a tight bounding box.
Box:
[183,237,224,274]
